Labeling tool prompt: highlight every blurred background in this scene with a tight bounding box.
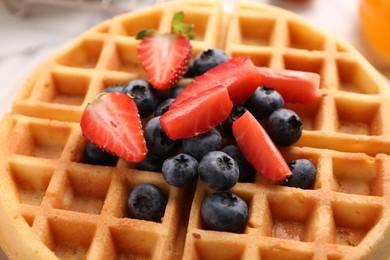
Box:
[0,0,389,259]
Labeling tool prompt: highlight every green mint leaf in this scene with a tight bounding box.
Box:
[172,11,185,25]
[187,31,195,40]
[136,29,155,40]
[171,11,195,39]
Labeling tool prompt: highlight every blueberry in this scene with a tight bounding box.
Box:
[222,144,255,183]
[163,86,183,100]
[162,153,199,188]
[163,78,192,100]
[193,48,229,76]
[144,116,178,156]
[247,87,284,120]
[221,105,247,138]
[83,142,118,166]
[102,84,125,93]
[198,151,239,191]
[122,80,160,118]
[184,59,196,78]
[201,192,248,233]
[155,98,175,116]
[136,152,168,172]
[182,128,222,161]
[265,108,303,146]
[127,183,167,222]
[281,159,316,189]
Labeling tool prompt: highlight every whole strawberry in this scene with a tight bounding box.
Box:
[137,12,194,90]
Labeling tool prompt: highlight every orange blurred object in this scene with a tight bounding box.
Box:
[359,0,390,63]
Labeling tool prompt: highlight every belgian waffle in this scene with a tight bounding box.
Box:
[1,0,390,259]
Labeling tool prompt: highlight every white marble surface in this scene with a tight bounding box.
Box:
[0,0,385,258]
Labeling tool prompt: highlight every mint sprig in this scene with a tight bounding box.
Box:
[136,11,195,40]
[136,29,156,40]
[171,11,195,40]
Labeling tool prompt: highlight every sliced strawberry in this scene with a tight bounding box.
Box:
[257,67,320,104]
[137,34,191,90]
[137,12,193,90]
[80,93,147,162]
[232,111,292,181]
[170,56,262,109]
[160,85,233,140]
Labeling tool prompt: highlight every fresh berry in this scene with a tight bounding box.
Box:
[201,192,248,233]
[246,86,284,120]
[221,144,255,183]
[281,159,316,189]
[162,153,199,188]
[232,111,292,181]
[160,85,233,140]
[155,98,175,116]
[127,183,167,222]
[198,151,239,191]
[162,78,191,100]
[144,116,178,156]
[184,59,196,78]
[136,152,168,172]
[257,67,320,104]
[182,128,222,161]
[170,56,262,109]
[122,80,160,118]
[193,48,229,76]
[163,85,184,100]
[265,108,302,146]
[136,12,194,90]
[221,105,247,138]
[83,142,118,166]
[80,93,147,163]
[102,84,124,93]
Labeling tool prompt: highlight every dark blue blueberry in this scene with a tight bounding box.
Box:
[163,86,184,100]
[83,142,118,166]
[198,151,239,191]
[184,59,196,78]
[102,84,125,93]
[162,153,199,188]
[247,87,284,120]
[221,144,255,183]
[122,80,160,118]
[281,159,316,189]
[136,152,168,172]
[127,183,167,222]
[182,128,222,161]
[144,116,178,156]
[265,108,302,146]
[193,48,229,76]
[222,105,247,138]
[163,78,192,100]
[201,192,248,233]
[155,98,175,116]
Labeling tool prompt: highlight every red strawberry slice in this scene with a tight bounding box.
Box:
[170,56,262,109]
[137,34,191,90]
[160,85,233,140]
[80,93,147,162]
[137,12,194,90]
[232,111,292,181]
[257,67,320,104]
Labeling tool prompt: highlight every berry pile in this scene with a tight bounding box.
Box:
[80,12,320,232]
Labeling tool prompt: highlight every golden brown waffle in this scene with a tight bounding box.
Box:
[1,0,390,259]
